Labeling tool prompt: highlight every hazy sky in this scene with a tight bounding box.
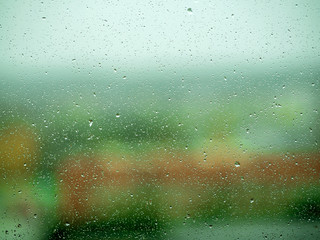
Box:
[0,0,319,73]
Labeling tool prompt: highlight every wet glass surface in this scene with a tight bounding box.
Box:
[1,1,320,239]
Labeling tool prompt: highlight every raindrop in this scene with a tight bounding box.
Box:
[65,222,70,227]
[123,76,126,79]
[89,120,93,127]
[116,113,120,118]
[235,161,240,167]
[250,198,254,203]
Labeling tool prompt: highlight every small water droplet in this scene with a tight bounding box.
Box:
[235,161,240,167]
[250,198,254,203]
[42,17,46,20]
[123,76,126,79]
[116,113,120,118]
[209,225,213,229]
[89,120,93,127]
[65,222,70,227]
[34,214,37,219]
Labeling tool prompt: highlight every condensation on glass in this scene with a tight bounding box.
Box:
[0,0,319,239]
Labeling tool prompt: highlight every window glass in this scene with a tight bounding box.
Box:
[1,1,319,239]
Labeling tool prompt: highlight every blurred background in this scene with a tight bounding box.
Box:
[0,0,320,239]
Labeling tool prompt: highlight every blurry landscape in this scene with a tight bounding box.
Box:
[1,0,320,239]
[1,65,319,239]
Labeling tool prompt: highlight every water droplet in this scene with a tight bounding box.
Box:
[250,198,254,203]
[209,225,213,229]
[42,17,46,20]
[65,222,70,227]
[123,76,126,79]
[89,120,93,127]
[235,161,240,167]
[34,214,37,219]
[23,163,27,167]
[116,113,120,118]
